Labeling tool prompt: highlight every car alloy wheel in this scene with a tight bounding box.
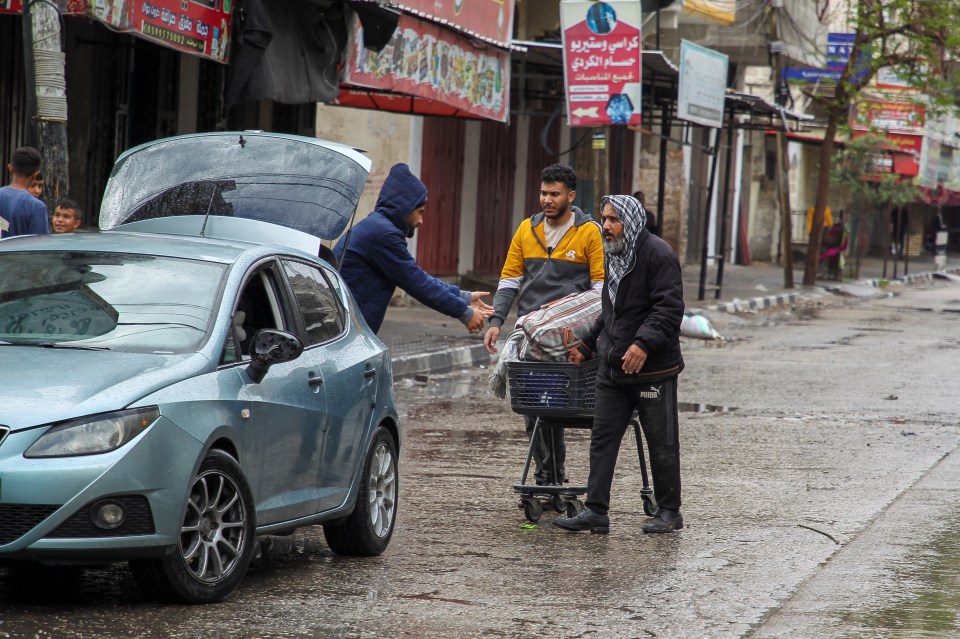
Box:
[130,450,256,603]
[323,427,398,556]
[180,467,248,583]
[368,439,397,538]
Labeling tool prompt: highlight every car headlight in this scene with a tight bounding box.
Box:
[24,407,160,458]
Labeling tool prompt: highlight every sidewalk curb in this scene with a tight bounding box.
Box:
[388,266,960,377]
[391,343,490,379]
[699,266,960,315]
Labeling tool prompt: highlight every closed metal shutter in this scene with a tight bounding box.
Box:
[419,117,465,276]
[473,121,517,274]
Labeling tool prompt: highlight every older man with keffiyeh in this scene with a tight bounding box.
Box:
[554,194,685,534]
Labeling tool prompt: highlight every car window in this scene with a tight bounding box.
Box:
[223,265,289,362]
[0,252,226,353]
[281,260,345,345]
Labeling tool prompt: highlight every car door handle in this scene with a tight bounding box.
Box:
[308,376,323,387]
[364,368,377,379]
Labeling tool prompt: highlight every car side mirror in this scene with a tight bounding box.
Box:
[246,329,304,384]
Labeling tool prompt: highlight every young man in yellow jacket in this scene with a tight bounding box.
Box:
[484,163,605,485]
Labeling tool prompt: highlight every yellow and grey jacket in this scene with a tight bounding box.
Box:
[489,206,605,328]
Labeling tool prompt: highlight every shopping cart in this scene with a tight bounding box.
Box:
[506,358,658,523]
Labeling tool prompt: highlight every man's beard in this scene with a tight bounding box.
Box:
[603,235,627,254]
[543,200,569,220]
[407,227,416,239]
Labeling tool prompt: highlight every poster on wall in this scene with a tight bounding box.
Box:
[392,0,514,49]
[560,0,643,128]
[88,0,233,62]
[340,14,510,123]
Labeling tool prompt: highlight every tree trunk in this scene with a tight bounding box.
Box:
[803,116,838,285]
[23,2,69,210]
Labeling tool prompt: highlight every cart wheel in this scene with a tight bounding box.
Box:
[565,500,584,518]
[552,494,567,513]
[642,496,659,518]
[522,498,543,523]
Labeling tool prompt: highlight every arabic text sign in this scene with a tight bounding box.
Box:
[89,0,232,62]
[677,40,728,129]
[850,99,925,135]
[0,0,87,14]
[393,0,514,49]
[341,14,510,123]
[560,0,642,128]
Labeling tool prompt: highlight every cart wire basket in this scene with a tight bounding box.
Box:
[505,358,599,420]
[504,358,658,523]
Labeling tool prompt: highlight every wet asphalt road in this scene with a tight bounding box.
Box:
[2,278,960,638]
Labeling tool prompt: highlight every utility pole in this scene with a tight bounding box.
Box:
[768,0,793,288]
[592,128,608,215]
[22,0,69,211]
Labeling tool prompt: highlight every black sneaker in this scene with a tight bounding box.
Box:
[552,507,610,534]
[642,509,683,533]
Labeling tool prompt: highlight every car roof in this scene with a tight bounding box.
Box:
[0,227,262,264]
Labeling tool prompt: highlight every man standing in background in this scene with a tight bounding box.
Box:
[0,147,49,238]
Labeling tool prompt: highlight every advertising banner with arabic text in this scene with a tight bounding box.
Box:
[341,14,510,122]
[849,99,925,135]
[88,0,232,62]
[392,0,514,49]
[1,0,229,60]
[0,1,87,14]
[560,0,642,127]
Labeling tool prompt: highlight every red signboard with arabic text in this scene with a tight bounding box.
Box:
[89,0,232,62]
[0,0,86,14]
[393,0,513,49]
[560,0,642,127]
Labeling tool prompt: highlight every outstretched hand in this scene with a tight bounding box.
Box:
[470,291,494,318]
[465,309,486,334]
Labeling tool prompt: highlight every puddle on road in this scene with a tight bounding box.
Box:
[839,517,960,637]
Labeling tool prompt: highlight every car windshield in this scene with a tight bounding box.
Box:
[0,252,226,353]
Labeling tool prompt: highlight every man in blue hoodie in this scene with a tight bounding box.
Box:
[334,163,492,334]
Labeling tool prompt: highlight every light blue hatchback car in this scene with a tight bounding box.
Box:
[0,132,400,603]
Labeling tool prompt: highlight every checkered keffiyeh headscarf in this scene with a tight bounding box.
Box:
[601,194,646,310]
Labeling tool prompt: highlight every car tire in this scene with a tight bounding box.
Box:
[130,450,256,603]
[323,427,398,556]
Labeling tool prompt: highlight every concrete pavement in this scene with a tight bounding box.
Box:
[378,253,960,378]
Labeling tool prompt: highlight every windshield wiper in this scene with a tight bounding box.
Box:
[0,342,111,351]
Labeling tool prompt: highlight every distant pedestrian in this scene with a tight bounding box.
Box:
[0,146,49,238]
[334,162,493,334]
[51,198,83,233]
[484,163,605,486]
[633,190,656,234]
[554,194,685,534]
[806,204,833,238]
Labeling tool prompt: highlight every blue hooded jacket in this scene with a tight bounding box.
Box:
[334,163,471,334]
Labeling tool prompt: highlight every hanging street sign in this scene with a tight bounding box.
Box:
[560,0,643,128]
[677,40,728,129]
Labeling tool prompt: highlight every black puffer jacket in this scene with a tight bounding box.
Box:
[581,228,685,383]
